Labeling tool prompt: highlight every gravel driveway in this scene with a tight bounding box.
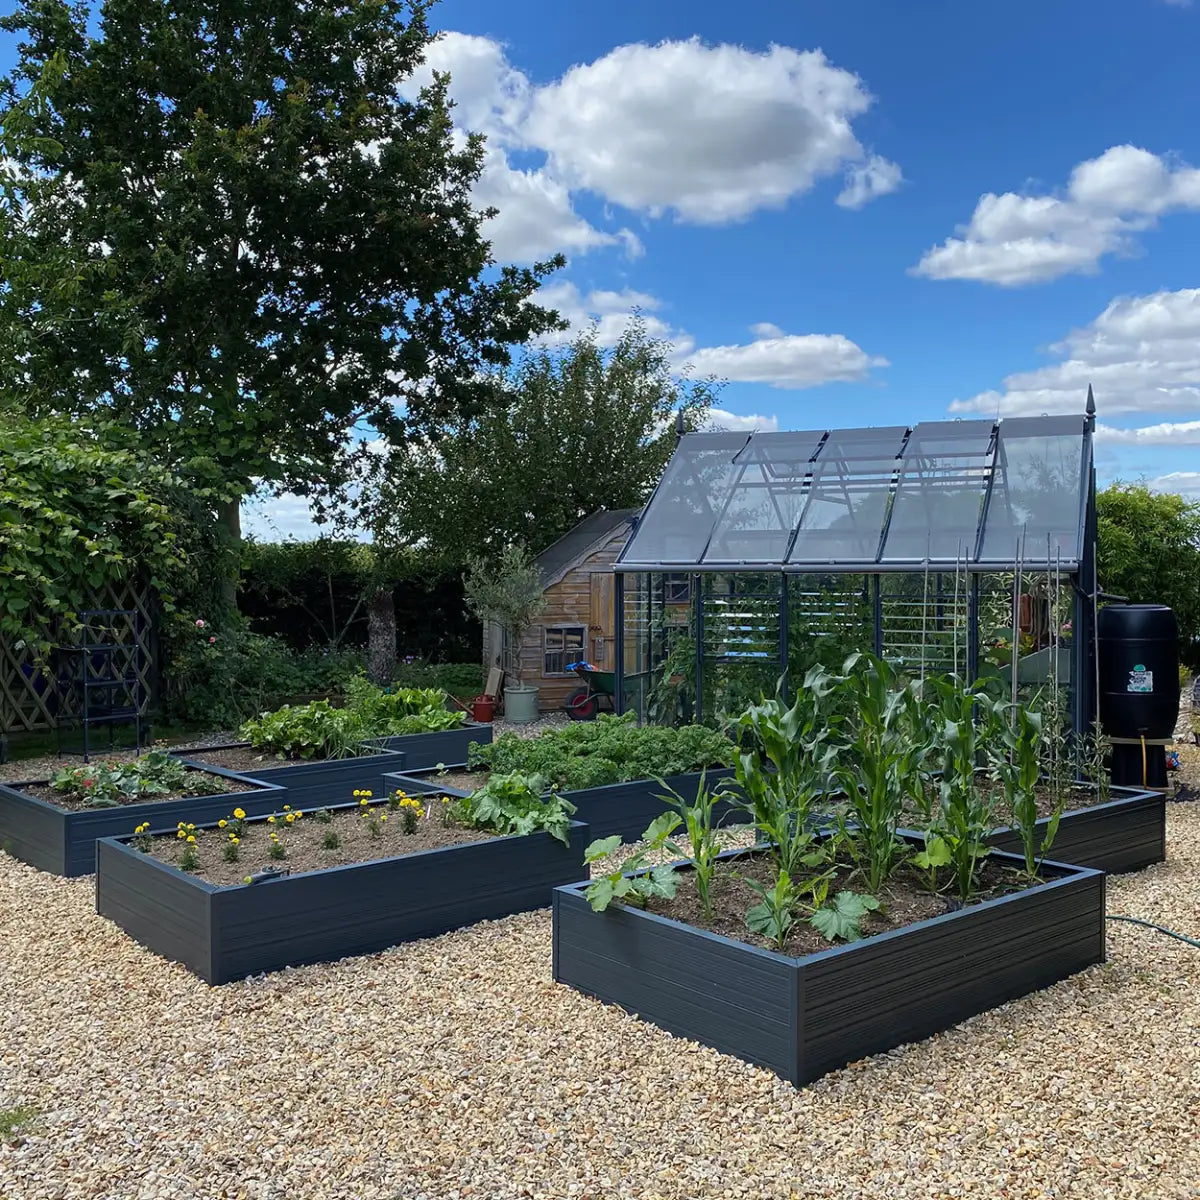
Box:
[1,774,1198,1198]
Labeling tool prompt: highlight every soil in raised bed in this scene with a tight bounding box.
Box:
[17,769,256,813]
[901,780,1114,824]
[142,798,498,886]
[646,852,1037,959]
[176,744,399,774]
[431,768,489,793]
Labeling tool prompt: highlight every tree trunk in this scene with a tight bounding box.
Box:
[215,495,243,616]
[367,587,397,685]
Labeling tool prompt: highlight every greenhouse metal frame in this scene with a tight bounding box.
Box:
[611,392,1099,733]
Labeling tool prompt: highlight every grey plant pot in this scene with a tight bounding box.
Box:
[504,684,540,725]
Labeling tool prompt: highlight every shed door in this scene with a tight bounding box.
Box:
[589,572,615,669]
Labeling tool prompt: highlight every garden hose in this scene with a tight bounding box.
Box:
[1106,914,1200,950]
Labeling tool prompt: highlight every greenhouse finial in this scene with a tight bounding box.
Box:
[1086,384,1096,429]
[675,408,686,441]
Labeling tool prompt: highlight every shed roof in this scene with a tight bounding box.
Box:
[616,415,1092,573]
[536,508,639,587]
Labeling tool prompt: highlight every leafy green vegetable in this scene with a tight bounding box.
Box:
[468,714,733,791]
[454,772,576,846]
[49,750,213,808]
[810,891,881,943]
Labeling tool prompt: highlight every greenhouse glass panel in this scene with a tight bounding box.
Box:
[880,420,997,563]
[702,430,825,563]
[979,416,1086,565]
[620,431,751,566]
[786,427,908,565]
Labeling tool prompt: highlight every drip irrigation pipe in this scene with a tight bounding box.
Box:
[1106,914,1200,950]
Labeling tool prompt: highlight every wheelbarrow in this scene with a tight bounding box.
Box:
[566,662,645,720]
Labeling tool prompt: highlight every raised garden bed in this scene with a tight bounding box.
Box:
[987,784,1164,874]
[552,839,1106,1086]
[96,796,590,984]
[168,726,485,813]
[391,766,741,842]
[0,767,283,877]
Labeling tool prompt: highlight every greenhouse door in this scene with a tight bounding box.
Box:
[590,573,615,668]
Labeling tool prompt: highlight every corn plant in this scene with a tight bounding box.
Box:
[990,702,1059,877]
[733,667,840,879]
[745,869,801,951]
[925,675,1001,902]
[833,654,927,893]
[657,769,729,921]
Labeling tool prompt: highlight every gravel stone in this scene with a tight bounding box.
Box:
[1,758,1198,1198]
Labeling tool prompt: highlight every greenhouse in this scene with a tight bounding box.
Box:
[611,398,1098,732]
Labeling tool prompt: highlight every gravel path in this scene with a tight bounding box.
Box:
[1,783,1198,1195]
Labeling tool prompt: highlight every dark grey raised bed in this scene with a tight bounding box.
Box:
[96,801,590,985]
[0,768,284,878]
[553,840,1106,1086]
[367,722,492,771]
[987,784,1164,875]
[392,766,740,843]
[172,723,492,812]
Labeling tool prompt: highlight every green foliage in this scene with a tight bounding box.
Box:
[162,617,365,728]
[454,772,576,846]
[239,679,462,759]
[370,317,717,565]
[583,813,682,912]
[463,544,546,685]
[468,714,735,791]
[0,412,201,651]
[657,770,728,921]
[810,890,881,944]
[49,750,210,808]
[833,655,929,894]
[0,0,562,511]
[745,870,801,952]
[989,702,1058,876]
[1097,484,1200,662]
[733,671,840,879]
[0,1105,39,1144]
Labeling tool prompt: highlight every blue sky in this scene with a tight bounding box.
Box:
[4,0,1197,536]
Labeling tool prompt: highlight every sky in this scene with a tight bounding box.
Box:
[5,0,1198,537]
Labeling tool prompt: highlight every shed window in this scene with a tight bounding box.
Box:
[544,625,586,675]
[664,573,692,603]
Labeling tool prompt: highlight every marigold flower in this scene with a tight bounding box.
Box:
[218,820,228,828]
[285,813,295,824]
[233,808,246,820]
[267,815,277,824]
[186,835,196,844]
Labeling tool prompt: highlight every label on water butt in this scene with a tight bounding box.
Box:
[1128,664,1154,693]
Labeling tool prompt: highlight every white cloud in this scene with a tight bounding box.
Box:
[1097,419,1200,445]
[950,287,1200,417]
[684,327,887,389]
[837,154,904,210]
[535,287,884,390]
[1148,472,1200,497]
[523,39,899,224]
[914,145,1200,285]
[407,33,899,262]
[707,409,781,432]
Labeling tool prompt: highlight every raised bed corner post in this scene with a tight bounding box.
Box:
[613,570,625,718]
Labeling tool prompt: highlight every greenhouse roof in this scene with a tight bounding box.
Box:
[616,414,1092,573]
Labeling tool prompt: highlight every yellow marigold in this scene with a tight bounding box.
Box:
[359,797,369,806]
[285,813,295,824]
[267,815,277,824]
[176,830,185,840]
[177,821,184,829]
[353,790,362,798]
[294,811,303,819]
[229,835,240,844]
[380,813,389,822]
[233,808,246,820]
[283,804,291,811]
[186,835,196,844]
[218,820,228,828]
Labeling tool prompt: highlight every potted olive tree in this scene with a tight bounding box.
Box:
[464,543,546,724]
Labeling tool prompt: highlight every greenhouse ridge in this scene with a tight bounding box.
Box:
[618,411,1093,573]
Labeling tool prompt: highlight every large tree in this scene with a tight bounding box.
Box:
[0,0,561,572]
[1097,482,1200,661]
[371,318,719,563]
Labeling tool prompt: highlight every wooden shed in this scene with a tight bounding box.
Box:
[483,509,638,712]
